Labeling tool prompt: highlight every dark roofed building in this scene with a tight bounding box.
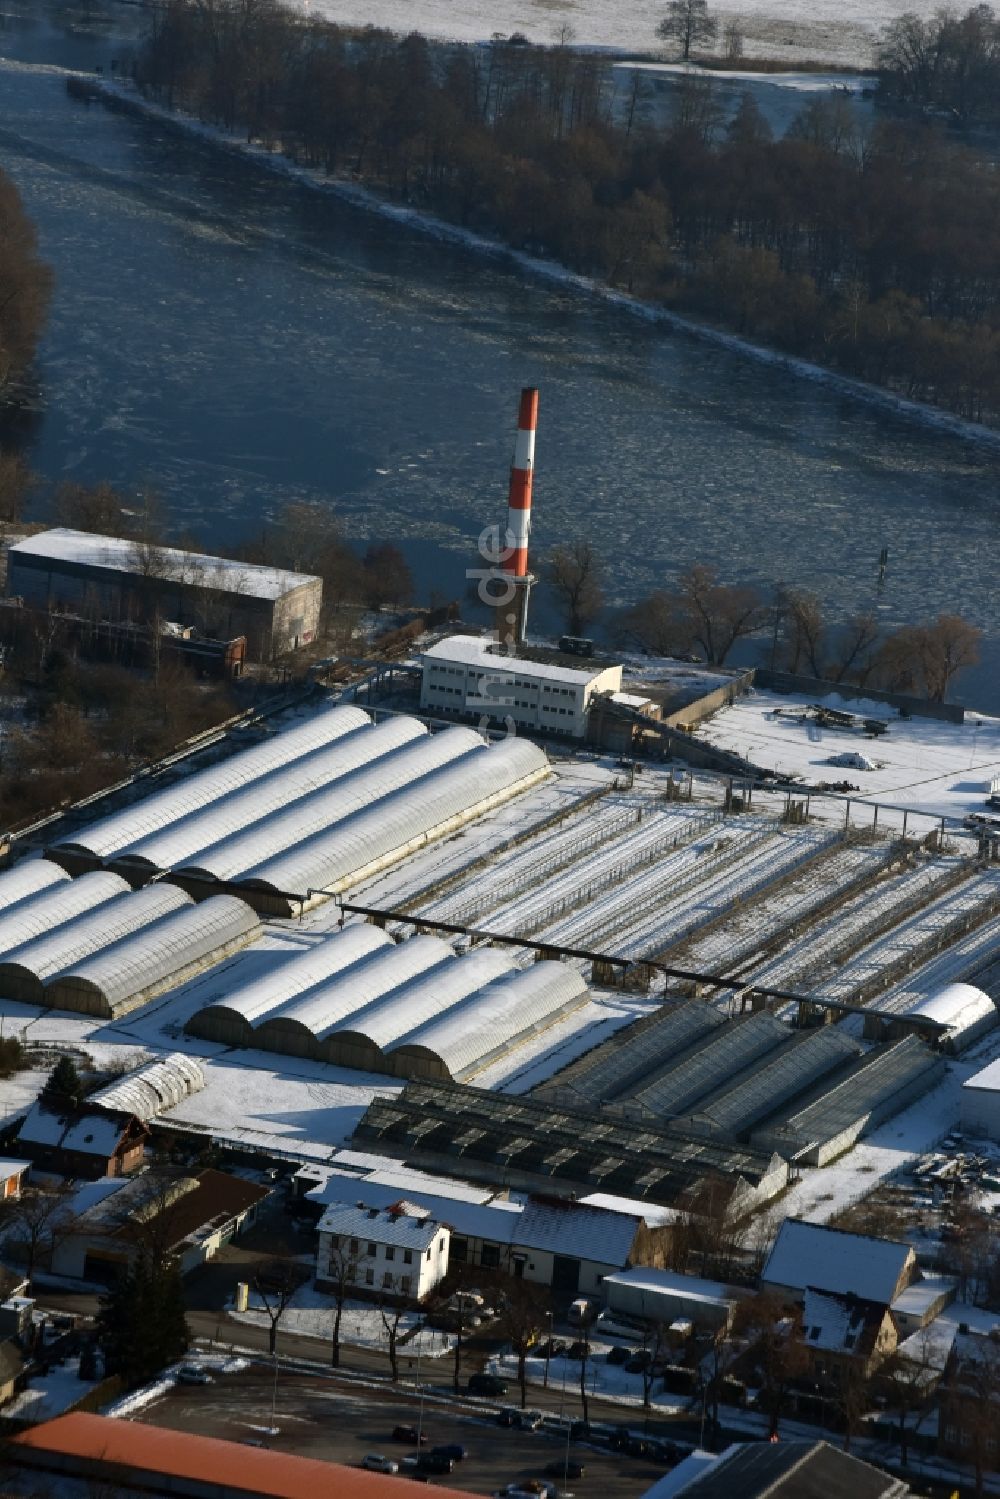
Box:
[50,1168,270,1281]
[649,1440,910,1498]
[15,1102,148,1179]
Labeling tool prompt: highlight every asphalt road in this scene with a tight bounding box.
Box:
[139,1367,670,1498]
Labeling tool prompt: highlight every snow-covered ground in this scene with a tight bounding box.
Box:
[696,689,1000,826]
[487,1343,690,1413]
[1,1355,100,1423]
[290,0,924,67]
[776,1061,973,1222]
[231,1282,455,1357]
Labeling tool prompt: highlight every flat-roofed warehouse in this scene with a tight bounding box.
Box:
[6,528,322,660]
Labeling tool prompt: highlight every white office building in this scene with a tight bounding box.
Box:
[420,634,622,739]
[316,1202,450,1302]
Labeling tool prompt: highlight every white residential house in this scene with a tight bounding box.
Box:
[316,1201,450,1303]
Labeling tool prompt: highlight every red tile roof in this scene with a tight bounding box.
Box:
[12,1413,476,1499]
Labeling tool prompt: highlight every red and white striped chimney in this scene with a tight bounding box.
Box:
[503,386,538,579]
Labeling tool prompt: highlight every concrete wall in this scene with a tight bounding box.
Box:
[754,669,965,725]
[660,669,756,729]
[961,1082,1000,1142]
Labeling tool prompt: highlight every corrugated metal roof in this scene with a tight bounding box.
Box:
[0,860,69,914]
[514,1196,638,1266]
[53,703,370,860]
[180,725,483,884]
[90,1054,206,1121]
[114,716,425,874]
[0,871,131,960]
[667,1439,907,1498]
[242,736,549,901]
[0,883,192,992]
[11,1413,458,1499]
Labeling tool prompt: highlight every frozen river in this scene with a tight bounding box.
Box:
[1,0,999,706]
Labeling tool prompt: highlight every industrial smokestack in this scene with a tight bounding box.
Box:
[503,386,538,580]
[495,387,538,649]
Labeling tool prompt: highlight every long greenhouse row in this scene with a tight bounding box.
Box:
[45,703,550,915]
[185,926,589,1081]
[535,997,947,1164]
[0,863,261,1016]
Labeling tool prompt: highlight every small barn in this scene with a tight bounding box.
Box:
[14,1104,148,1180]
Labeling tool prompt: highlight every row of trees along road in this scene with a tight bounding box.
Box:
[545,541,982,701]
[134,0,1000,423]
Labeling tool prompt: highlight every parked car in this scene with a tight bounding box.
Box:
[416,1452,454,1475]
[567,1342,588,1360]
[430,1443,466,1462]
[624,1351,652,1373]
[497,1407,520,1427]
[627,1437,652,1458]
[469,1373,508,1396]
[361,1455,399,1474]
[606,1345,630,1365]
[569,1420,593,1441]
[545,1460,586,1480]
[548,1340,567,1359]
[607,1428,633,1452]
[177,1365,214,1386]
[519,1410,545,1430]
[392,1425,428,1445]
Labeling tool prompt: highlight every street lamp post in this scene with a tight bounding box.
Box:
[544,1311,553,1391]
[416,1328,426,1445]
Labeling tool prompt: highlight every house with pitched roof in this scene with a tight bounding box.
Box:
[761,1219,918,1307]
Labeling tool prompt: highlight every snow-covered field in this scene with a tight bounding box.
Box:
[696,689,1000,825]
[291,0,922,67]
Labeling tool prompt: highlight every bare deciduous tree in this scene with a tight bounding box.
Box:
[915,613,982,701]
[495,1279,548,1408]
[656,0,718,59]
[733,1291,809,1440]
[543,540,604,637]
[253,1260,308,1356]
[325,1238,369,1368]
[0,1185,77,1282]
[676,563,765,665]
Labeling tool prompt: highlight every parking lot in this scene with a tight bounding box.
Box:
[139,1366,673,1498]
